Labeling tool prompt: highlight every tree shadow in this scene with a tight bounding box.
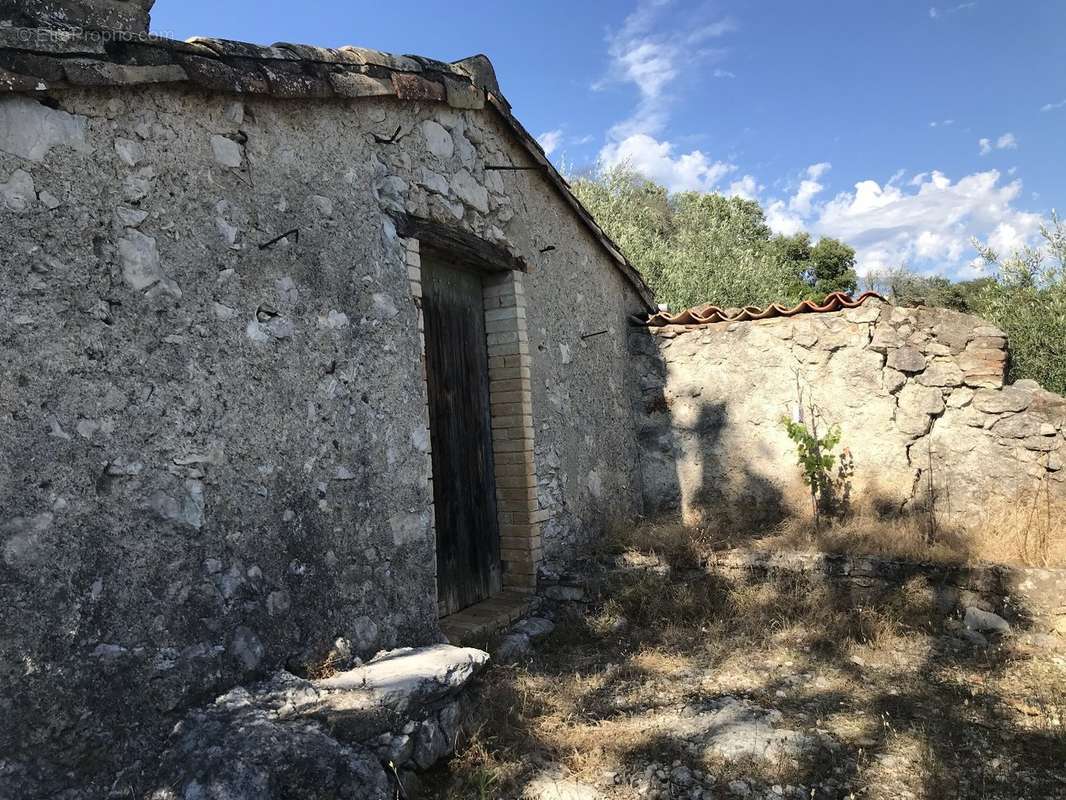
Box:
[424,505,1066,800]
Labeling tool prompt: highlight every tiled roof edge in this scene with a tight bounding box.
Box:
[0,26,656,311]
[638,291,887,328]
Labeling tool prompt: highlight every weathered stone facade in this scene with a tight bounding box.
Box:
[633,298,1066,527]
[0,27,648,796]
[0,0,155,33]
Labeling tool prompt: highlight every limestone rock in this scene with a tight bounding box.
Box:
[494,633,531,662]
[422,119,454,158]
[0,96,89,162]
[992,413,1051,439]
[898,384,945,418]
[211,134,243,168]
[916,360,964,388]
[316,643,489,714]
[512,617,556,640]
[451,168,489,213]
[154,675,391,800]
[888,347,926,373]
[973,386,1033,415]
[964,607,1011,635]
[524,772,603,800]
[118,230,180,299]
[0,169,36,212]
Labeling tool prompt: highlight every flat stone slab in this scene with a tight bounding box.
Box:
[316,643,489,713]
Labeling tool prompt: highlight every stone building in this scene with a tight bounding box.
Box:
[0,1,654,793]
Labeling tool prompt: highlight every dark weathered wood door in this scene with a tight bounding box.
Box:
[422,256,501,615]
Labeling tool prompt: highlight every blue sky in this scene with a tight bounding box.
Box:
[152,0,1065,278]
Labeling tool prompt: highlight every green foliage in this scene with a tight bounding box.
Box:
[570,165,857,311]
[809,236,859,296]
[864,268,992,312]
[971,212,1066,394]
[867,213,1066,394]
[781,407,853,525]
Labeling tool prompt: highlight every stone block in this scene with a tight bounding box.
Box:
[887,346,926,373]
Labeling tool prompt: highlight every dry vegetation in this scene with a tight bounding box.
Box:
[635,491,1066,569]
[424,526,1066,800]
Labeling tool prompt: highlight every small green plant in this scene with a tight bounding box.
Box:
[781,386,852,529]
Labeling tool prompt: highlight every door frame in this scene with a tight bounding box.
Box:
[401,231,545,617]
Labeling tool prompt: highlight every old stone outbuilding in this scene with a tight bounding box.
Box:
[0,1,653,794]
[4,2,1066,797]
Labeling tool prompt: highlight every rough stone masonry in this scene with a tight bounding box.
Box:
[632,298,1066,528]
[0,5,650,796]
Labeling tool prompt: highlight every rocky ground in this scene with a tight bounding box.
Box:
[423,546,1066,800]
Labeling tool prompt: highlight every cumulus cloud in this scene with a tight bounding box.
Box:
[599,133,740,192]
[597,1,743,193]
[812,170,1043,274]
[536,129,564,156]
[763,163,832,236]
[979,132,1017,156]
[726,175,761,201]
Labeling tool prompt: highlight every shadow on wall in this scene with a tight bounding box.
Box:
[634,342,787,532]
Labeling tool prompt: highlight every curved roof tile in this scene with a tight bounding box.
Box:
[640,291,886,327]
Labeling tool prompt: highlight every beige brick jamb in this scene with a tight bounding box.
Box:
[483,271,544,592]
[406,239,544,602]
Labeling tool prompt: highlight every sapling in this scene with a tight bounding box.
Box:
[781,383,852,531]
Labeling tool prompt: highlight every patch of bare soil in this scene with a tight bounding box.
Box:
[423,542,1066,800]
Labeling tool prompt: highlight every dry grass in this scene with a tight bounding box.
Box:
[617,492,1066,569]
[425,546,1066,800]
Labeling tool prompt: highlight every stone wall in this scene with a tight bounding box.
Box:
[0,85,645,795]
[0,0,155,32]
[632,298,1066,528]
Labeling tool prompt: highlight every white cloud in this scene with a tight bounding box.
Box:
[599,0,736,140]
[929,119,954,127]
[979,132,1017,155]
[806,162,831,180]
[766,200,805,236]
[811,169,1043,275]
[763,163,832,233]
[790,178,825,216]
[930,2,977,19]
[536,129,564,156]
[712,68,736,79]
[596,1,742,195]
[726,175,761,201]
[599,133,738,193]
[1042,99,1066,112]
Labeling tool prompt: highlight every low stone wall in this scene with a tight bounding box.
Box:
[631,299,1066,530]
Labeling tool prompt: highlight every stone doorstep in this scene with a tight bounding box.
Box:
[439,589,533,644]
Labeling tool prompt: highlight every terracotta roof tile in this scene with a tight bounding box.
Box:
[640,291,886,327]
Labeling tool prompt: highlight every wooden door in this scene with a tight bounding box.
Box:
[422,256,502,615]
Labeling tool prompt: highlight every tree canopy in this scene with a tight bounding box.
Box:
[571,166,857,312]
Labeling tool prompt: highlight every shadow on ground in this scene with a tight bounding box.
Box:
[422,536,1066,800]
